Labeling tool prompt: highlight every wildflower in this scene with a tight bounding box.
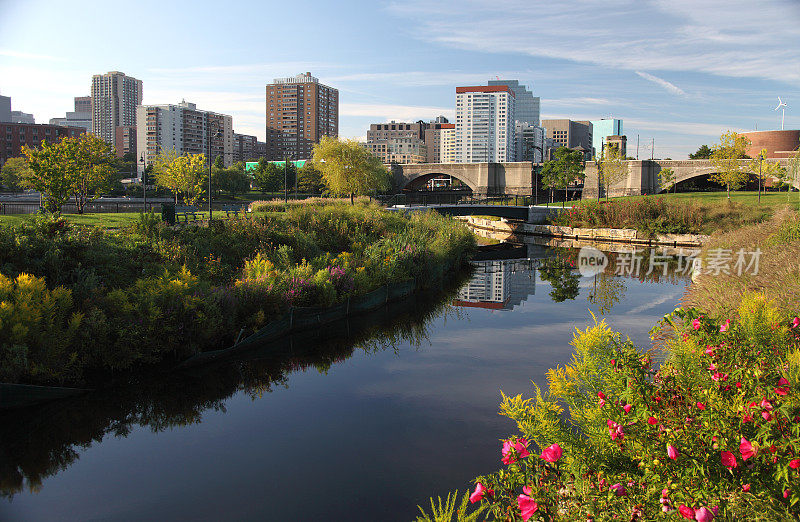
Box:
[539,443,563,463]
[708,363,717,372]
[785,490,790,499]
[793,317,799,328]
[610,483,627,496]
[719,319,730,332]
[742,484,750,492]
[790,459,800,469]
[760,398,773,411]
[648,416,658,425]
[470,482,492,503]
[502,437,530,465]
[517,487,538,521]
[740,437,757,460]
[695,507,715,522]
[721,451,737,469]
[607,420,624,441]
[696,402,706,410]
[774,377,790,396]
[623,404,632,414]
[692,318,702,330]
[678,505,695,519]
[667,445,679,460]
[762,411,773,421]
[704,345,715,356]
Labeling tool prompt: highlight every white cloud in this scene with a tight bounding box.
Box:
[388,0,800,83]
[635,72,686,96]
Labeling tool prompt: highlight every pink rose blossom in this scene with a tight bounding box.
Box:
[648,416,658,425]
[501,438,530,465]
[667,444,679,460]
[695,507,715,522]
[740,437,757,460]
[760,398,773,411]
[775,377,790,396]
[623,404,632,414]
[610,483,627,496]
[721,451,737,469]
[762,411,773,421]
[470,482,492,503]
[742,484,750,492]
[789,459,800,469]
[539,443,563,463]
[692,318,702,330]
[696,402,706,410]
[679,505,696,519]
[792,317,799,328]
[517,492,539,521]
[719,319,730,332]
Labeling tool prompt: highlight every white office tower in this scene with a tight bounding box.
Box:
[488,79,539,125]
[455,85,516,163]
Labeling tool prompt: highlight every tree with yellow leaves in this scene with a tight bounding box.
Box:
[710,131,750,199]
[152,149,207,205]
[312,136,389,203]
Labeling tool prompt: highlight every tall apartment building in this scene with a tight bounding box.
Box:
[487,79,539,125]
[50,96,92,133]
[114,126,137,158]
[1,122,85,167]
[440,125,457,163]
[0,95,10,123]
[591,118,623,158]
[91,71,143,146]
[233,133,259,163]
[136,100,233,171]
[265,72,338,160]
[541,119,593,160]
[365,118,455,164]
[455,85,515,163]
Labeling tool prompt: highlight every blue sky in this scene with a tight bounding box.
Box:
[1,0,798,159]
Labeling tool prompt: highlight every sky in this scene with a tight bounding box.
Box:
[1,0,799,159]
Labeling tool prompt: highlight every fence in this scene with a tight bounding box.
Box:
[378,188,582,208]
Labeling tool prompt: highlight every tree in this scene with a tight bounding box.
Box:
[152,149,207,205]
[539,259,579,303]
[279,160,297,194]
[689,144,712,160]
[66,133,117,214]
[180,154,208,206]
[710,131,750,200]
[298,162,326,194]
[152,149,184,204]
[540,147,584,207]
[750,148,785,203]
[658,167,676,194]
[21,134,116,213]
[596,143,627,201]
[786,140,800,206]
[1,157,31,192]
[312,136,390,203]
[219,162,250,199]
[252,159,282,194]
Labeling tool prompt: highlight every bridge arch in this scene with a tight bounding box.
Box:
[403,171,476,192]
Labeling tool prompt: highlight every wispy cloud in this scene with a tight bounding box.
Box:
[635,72,686,96]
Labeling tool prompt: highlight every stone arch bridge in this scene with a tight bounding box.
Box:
[391,162,536,195]
[582,158,796,198]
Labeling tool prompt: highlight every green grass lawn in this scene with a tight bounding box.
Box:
[0,212,143,227]
[574,190,800,210]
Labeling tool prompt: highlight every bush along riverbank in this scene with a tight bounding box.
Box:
[0,202,475,386]
[419,209,800,521]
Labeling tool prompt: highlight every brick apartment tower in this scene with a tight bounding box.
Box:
[91,71,142,146]
[265,72,338,160]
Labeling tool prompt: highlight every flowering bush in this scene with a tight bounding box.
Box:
[464,293,799,520]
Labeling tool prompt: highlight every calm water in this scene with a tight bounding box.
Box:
[1,243,689,522]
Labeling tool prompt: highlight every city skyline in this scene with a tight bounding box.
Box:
[1,0,798,160]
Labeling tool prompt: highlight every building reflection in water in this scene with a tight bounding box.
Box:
[454,259,538,311]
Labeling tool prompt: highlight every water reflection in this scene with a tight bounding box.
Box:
[0,272,470,500]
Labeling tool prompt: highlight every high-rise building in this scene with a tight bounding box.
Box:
[515,122,545,162]
[265,72,338,160]
[50,96,92,133]
[10,111,35,124]
[91,71,143,146]
[487,79,540,125]
[591,118,623,158]
[541,119,593,160]
[136,100,234,171]
[365,119,454,164]
[423,120,454,163]
[1,122,85,167]
[114,125,137,158]
[233,133,259,163]
[440,126,457,163]
[455,85,516,163]
[0,95,10,123]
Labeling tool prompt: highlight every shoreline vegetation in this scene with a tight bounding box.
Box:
[420,202,800,521]
[0,201,475,386]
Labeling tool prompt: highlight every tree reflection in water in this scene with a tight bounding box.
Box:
[0,271,470,500]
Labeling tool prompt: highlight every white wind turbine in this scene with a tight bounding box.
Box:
[775,97,787,130]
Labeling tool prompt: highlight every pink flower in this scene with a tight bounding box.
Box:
[784,489,790,498]
[760,398,773,411]
[740,437,757,460]
[790,459,800,469]
[501,438,530,465]
[607,420,625,441]
[708,362,717,372]
[623,404,632,414]
[539,443,563,463]
[695,507,715,522]
[762,411,773,421]
[470,482,492,503]
[696,402,706,410]
[648,416,658,425]
[719,319,730,332]
[692,318,701,330]
[742,484,750,492]
[679,505,696,519]
[792,317,799,328]
[610,483,627,496]
[721,451,737,469]
[704,345,715,356]
[517,491,539,521]
[598,391,606,399]
[775,377,790,396]
[667,444,679,460]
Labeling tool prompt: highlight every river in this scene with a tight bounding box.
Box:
[0,242,691,521]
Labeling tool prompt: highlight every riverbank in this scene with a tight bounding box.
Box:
[427,204,800,521]
[0,203,475,386]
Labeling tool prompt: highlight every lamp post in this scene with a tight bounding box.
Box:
[139,154,147,212]
[208,128,223,221]
[758,151,763,204]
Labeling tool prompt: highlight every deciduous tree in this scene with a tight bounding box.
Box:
[658,167,676,194]
[67,133,117,214]
[298,163,325,194]
[1,157,31,192]
[689,144,712,159]
[710,131,750,199]
[596,144,627,201]
[252,159,282,194]
[312,136,390,203]
[540,147,584,207]
[152,149,207,205]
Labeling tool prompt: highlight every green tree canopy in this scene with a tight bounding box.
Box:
[539,147,584,207]
[152,149,207,205]
[252,159,282,194]
[298,163,326,194]
[689,144,712,159]
[658,167,676,193]
[596,144,627,200]
[710,131,751,199]
[312,136,390,203]
[1,157,31,192]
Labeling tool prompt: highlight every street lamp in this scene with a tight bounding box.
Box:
[139,154,147,212]
[208,128,223,221]
[758,150,764,204]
